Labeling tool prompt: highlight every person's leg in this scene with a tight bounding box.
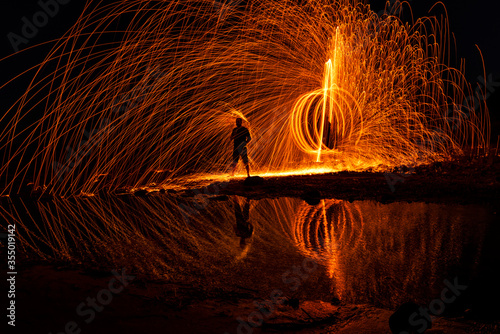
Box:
[231,162,237,176]
[231,149,239,176]
[243,198,250,221]
[233,196,243,221]
[241,146,250,177]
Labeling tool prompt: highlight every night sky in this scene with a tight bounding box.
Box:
[1,0,499,116]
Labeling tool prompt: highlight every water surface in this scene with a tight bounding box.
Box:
[1,194,498,317]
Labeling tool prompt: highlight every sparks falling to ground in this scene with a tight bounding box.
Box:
[0,0,491,196]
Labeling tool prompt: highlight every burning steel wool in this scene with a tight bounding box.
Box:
[0,0,490,196]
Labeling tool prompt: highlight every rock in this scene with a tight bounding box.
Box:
[378,193,395,204]
[134,189,148,197]
[302,189,321,205]
[284,297,300,310]
[331,297,341,305]
[208,195,229,201]
[243,176,265,187]
[389,302,431,334]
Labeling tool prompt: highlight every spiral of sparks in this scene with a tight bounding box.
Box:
[0,0,490,195]
[289,198,486,306]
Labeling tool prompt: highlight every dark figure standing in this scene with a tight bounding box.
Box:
[230,117,251,177]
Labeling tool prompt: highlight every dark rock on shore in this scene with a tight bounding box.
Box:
[302,189,322,205]
[243,176,265,187]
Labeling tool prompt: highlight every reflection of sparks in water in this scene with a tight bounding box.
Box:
[0,0,490,196]
[290,199,487,307]
[292,198,364,300]
[0,196,490,307]
[1,195,257,278]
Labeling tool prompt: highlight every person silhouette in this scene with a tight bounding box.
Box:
[230,117,251,177]
[233,196,253,246]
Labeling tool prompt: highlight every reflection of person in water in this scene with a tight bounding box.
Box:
[233,197,253,246]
